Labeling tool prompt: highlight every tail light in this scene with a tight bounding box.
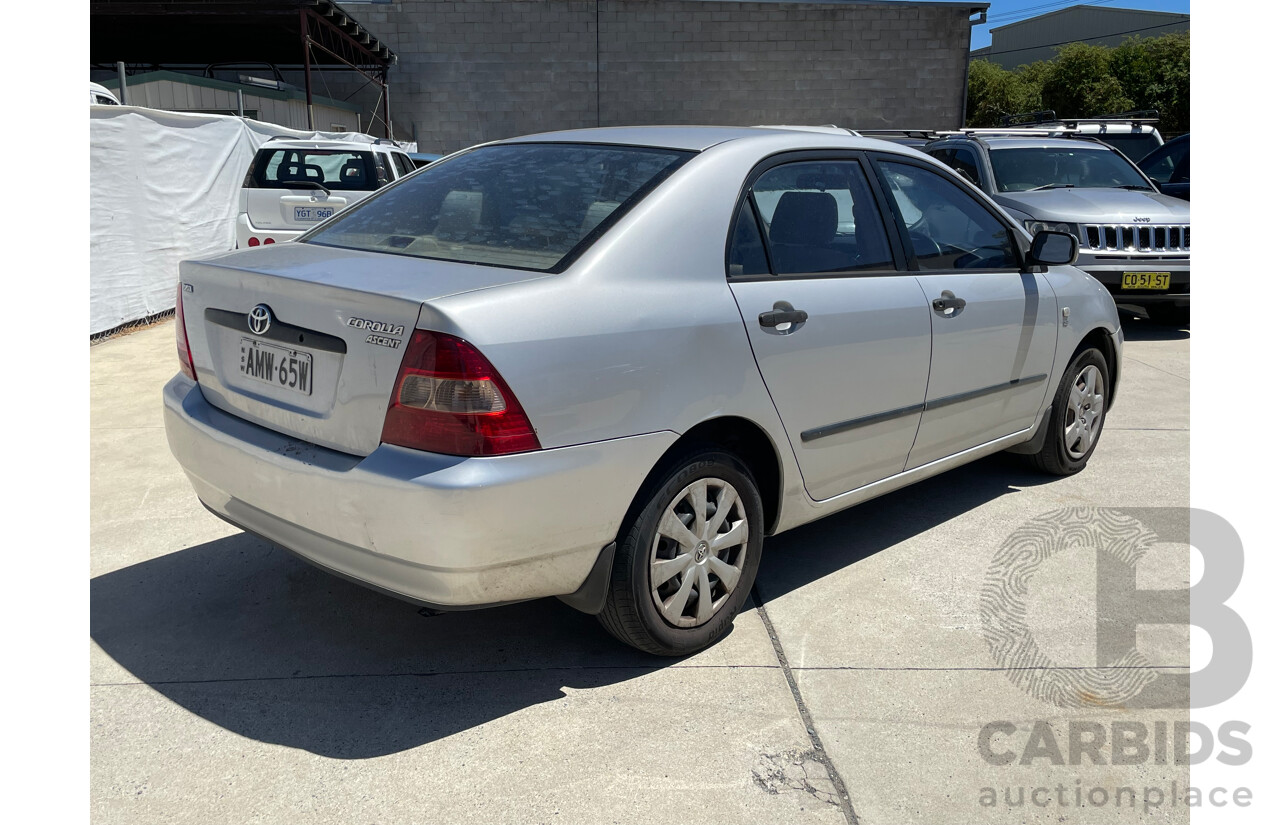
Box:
[247,237,260,247]
[381,330,540,456]
[175,282,197,381]
[264,238,275,245]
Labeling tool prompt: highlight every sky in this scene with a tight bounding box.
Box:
[969,0,1191,49]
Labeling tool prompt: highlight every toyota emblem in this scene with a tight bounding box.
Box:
[248,304,273,336]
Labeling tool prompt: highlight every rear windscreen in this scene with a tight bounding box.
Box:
[302,143,694,272]
[246,148,377,192]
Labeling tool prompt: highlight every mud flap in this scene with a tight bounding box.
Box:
[1005,406,1053,455]
[556,542,616,615]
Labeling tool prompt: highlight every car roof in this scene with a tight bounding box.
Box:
[498,125,900,153]
[258,139,389,151]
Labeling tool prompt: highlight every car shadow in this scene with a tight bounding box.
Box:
[754,451,1052,602]
[90,453,1050,759]
[1118,312,1190,341]
[90,532,663,759]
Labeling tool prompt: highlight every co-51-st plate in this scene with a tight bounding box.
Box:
[240,338,313,395]
[1121,271,1170,290]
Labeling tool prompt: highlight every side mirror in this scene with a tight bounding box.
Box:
[1028,230,1078,267]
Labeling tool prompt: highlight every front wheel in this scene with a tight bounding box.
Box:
[1031,349,1109,476]
[597,449,764,656]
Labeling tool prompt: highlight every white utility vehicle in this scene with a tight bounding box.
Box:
[237,137,417,248]
[90,82,120,105]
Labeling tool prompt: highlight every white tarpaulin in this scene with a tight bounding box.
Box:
[90,107,412,335]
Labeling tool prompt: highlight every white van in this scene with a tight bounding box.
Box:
[237,138,417,248]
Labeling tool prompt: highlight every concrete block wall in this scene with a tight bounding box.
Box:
[597,1,971,132]
[341,1,974,153]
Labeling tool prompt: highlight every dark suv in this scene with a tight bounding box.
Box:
[1138,134,1190,201]
[923,132,1190,326]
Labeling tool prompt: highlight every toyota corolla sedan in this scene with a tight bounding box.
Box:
[165,126,1121,656]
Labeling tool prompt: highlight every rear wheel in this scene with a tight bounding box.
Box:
[598,449,764,656]
[1032,349,1109,476]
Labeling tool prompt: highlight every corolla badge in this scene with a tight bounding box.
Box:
[248,304,273,335]
[347,316,405,336]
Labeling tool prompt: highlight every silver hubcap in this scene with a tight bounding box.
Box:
[1065,364,1105,460]
[649,478,749,628]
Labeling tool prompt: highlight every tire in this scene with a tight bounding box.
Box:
[1031,348,1110,476]
[598,449,764,656]
[1147,305,1190,328]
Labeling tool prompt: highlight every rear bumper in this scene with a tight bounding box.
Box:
[1080,258,1190,308]
[163,375,677,608]
[235,213,305,249]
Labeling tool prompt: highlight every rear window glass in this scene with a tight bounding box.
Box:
[303,143,693,272]
[247,148,377,192]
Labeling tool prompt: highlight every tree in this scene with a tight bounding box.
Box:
[966,34,1190,136]
[966,59,1043,127]
[1110,32,1190,134]
[1040,42,1133,120]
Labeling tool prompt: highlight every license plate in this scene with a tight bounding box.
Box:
[240,338,313,395]
[294,206,334,223]
[1121,272,1170,290]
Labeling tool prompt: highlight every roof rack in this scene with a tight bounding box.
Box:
[999,110,1057,127]
[938,127,1071,136]
[856,129,942,140]
[1091,109,1161,123]
[998,109,1160,129]
[935,128,1111,146]
[998,109,1160,130]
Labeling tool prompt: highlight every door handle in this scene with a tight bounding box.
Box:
[932,291,967,316]
[759,307,809,328]
[758,301,809,335]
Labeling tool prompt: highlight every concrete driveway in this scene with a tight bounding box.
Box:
[91,316,1189,825]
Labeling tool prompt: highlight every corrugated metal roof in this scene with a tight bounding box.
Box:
[989,4,1188,34]
[90,1,397,67]
[99,70,363,112]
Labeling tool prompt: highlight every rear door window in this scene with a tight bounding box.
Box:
[248,148,376,191]
[748,160,894,275]
[390,152,415,178]
[727,200,771,278]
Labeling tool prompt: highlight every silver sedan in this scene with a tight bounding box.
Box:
[164,126,1121,655]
